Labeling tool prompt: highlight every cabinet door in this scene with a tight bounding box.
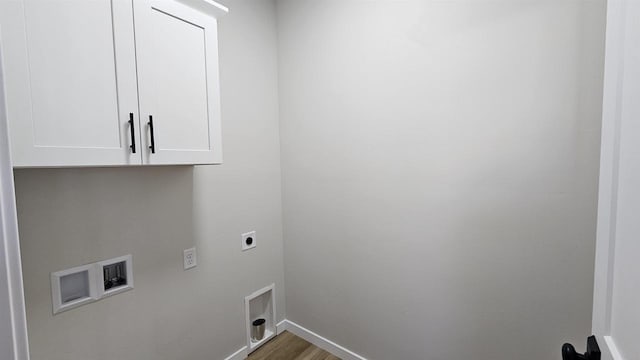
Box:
[134,0,223,165]
[0,0,141,167]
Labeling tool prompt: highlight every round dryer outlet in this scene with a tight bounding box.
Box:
[242,231,257,251]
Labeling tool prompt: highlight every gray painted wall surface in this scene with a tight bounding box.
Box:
[14,1,284,359]
[276,1,606,359]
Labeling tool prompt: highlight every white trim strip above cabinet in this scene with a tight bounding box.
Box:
[177,0,229,17]
[0,0,225,168]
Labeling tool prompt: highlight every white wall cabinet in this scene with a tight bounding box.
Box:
[0,0,224,167]
[134,0,222,165]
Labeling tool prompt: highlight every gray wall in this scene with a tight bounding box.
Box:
[13,1,284,359]
[277,1,606,359]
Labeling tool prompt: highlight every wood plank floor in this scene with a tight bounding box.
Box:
[248,331,341,360]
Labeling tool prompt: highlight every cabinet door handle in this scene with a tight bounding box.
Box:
[148,115,156,154]
[128,113,136,153]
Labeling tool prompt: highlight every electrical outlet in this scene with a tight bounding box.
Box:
[242,231,257,251]
[183,247,197,270]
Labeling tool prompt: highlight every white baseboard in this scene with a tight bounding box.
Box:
[223,346,247,360]
[226,319,367,360]
[276,319,289,334]
[280,320,368,360]
[604,336,624,360]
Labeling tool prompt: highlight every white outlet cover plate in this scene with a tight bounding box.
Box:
[242,231,257,251]
[184,247,197,270]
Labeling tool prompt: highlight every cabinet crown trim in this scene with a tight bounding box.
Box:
[180,0,229,17]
